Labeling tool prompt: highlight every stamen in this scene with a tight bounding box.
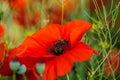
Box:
[49,39,69,56]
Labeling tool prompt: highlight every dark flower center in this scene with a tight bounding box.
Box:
[49,39,69,56]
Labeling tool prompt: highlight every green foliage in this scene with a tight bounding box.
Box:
[0,11,3,20]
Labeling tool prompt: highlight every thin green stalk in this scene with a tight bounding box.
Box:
[106,58,116,80]
[85,11,98,23]
[101,0,112,48]
[89,28,112,80]
[99,66,104,80]
[8,76,11,80]
[13,72,16,80]
[66,74,70,80]
[41,0,47,27]
[26,0,30,29]
[88,0,120,80]
[109,0,113,15]
[112,4,119,28]
[101,0,107,20]
[112,28,120,40]
[93,0,103,20]
[116,73,120,79]
[90,47,112,80]
[99,28,107,42]
[0,48,6,69]
[112,37,118,48]
[23,75,27,80]
[39,75,42,80]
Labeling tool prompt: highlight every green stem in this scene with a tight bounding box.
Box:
[41,0,47,27]
[39,75,42,80]
[23,75,27,80]
[8,76,11,80]
[61,0,64,24]
[13,72,16,80]
[66,74,70,80]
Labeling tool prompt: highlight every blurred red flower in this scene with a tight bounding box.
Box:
[48,0,79,24]
[8,0,41,28]
[8,0,28,27]
[0,22,5,40]
[90,0,110,15]
[12,11,41,28]
[104,48,120,75]
[8,0,28,12]
[8,0,79,27]
[0,43,14,75]
[0,46,37,80]
[13,20,98,80]
[0,22,6,75]
[0,43,5,66]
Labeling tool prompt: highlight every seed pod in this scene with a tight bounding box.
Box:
[17,64,26,75]
[9,60,20,71]
[36,63,45,76]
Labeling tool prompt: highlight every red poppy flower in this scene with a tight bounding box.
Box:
[0,22,5,40]
[13,20,98,80]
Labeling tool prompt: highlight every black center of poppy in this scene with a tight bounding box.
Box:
[50,39,69,56]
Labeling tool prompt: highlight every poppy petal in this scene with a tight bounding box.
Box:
[54,53,75,76]
[42,42,97,79]
[70,42,98,62]
[17,56,54,70]
[9,48,55,69]
[14,24,61,58]
[61,20,92,47]
[42,53,75,80]
[13,37,50,57]
[42,61,57,80]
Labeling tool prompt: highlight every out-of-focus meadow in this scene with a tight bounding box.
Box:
[0,0,120,80]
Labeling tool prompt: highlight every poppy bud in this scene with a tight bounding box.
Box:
[36,63,45,76]
[9,60,20,71]
[17,64,26,75]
